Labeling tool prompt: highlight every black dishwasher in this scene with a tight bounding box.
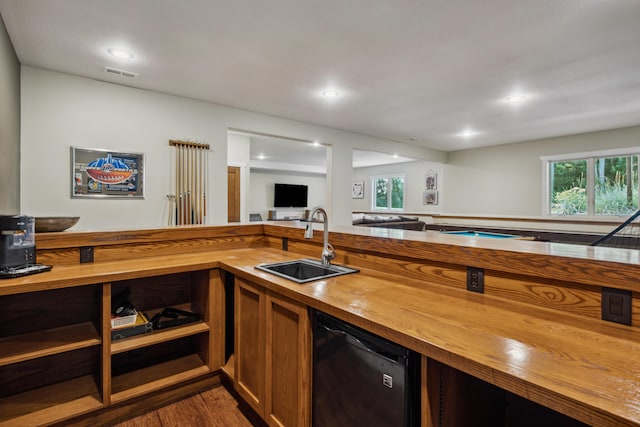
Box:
[312,310,419,427]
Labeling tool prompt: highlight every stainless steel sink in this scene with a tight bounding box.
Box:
[254,259,359,283]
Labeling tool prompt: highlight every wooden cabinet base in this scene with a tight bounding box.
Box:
[234,278,311,427]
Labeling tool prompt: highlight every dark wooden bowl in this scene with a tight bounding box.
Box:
[35,216,80,232]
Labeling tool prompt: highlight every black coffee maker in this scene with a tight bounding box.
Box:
[0,215,51,278]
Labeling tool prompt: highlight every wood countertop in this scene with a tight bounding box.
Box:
[221,247,640,427]
[16,223,640,425]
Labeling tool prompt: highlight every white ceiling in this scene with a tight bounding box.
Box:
[2,0,640,152]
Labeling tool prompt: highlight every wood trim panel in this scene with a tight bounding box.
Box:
[35,224,265,249]
[209,269,226,371]
[421,356,432,427]
[101,283,111,406]
[37,247,80,266]
[234,278,265,417]
[273,235,629,324]
[263,224,640,292]
[38,235,266,266]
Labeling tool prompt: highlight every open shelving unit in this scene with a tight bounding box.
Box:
[107,271,213,404]
[0,285,102,425]
[0,268,220,426]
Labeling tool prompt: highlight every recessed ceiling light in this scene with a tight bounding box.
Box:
[312,141,321,147]
[322,90,339,98]
[458,129,479,138]
[504,94,528,104]
[108,48,134,59]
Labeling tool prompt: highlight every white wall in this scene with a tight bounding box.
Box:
[352,160,444,215]
[20,67,445,230]
[0,15,20,214]
[444,125,640,216]
[249,171,326,220]
[25,66,636,230]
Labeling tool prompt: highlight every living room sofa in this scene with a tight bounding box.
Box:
[352,214,426,231]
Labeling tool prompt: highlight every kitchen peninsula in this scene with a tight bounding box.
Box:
[1,222,639,426]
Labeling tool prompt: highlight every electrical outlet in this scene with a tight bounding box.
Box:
[467,267,484,293]
[602,287,631,325]
[80,246,94,263]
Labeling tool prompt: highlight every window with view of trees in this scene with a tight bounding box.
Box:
[373,175,405,210]
[547,151,639,216]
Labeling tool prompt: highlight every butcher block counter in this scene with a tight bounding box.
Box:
[2,222,640,426]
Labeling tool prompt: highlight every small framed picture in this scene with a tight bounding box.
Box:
[423,190,438,205]
[425,170,437,190]
[352,181,364,199]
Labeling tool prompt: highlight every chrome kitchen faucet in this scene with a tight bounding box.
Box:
[304,207,335,266]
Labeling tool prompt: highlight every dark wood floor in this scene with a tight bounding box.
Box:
[112,386,256,427]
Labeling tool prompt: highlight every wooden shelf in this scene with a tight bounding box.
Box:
[0,322,101,366]
[111,321,210,355]
[0,375,102,426]
[110,353,210,404]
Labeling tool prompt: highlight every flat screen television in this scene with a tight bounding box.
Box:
[274,183,308,208]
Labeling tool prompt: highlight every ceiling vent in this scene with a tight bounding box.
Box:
[104,66,138,78]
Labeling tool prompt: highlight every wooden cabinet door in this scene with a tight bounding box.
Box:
[264,293,311,427]
[234,279,265,416]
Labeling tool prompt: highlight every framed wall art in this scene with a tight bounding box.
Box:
[425,170,437,190]
[352,181,365,199]
[71,147,145,198]
[423,190,438,205]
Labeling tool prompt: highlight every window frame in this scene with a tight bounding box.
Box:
[541,147,640,218]
[371,173,406,211]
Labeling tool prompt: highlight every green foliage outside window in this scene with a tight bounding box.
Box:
[550,155,638,215]
[375,178,389,208]
[374,176,405,210]
[550,160,587,215]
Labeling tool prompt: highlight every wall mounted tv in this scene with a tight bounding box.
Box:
[274,183,308,208]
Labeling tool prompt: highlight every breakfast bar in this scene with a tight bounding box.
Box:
[1,222,639,426]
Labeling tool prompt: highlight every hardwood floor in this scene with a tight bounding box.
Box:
[113,386,258,427]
